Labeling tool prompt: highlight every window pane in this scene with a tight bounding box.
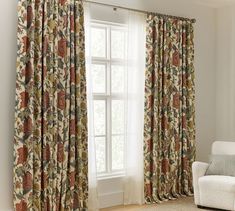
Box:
[91,27,106,58]
[95,137,106,173]
[94,100,106,136]
[112,135,124,170]
[112,100,125,134]
[92,64,106,93]
[111,65,125,93]
[111,30,125,59]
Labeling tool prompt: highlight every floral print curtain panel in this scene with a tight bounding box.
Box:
[14,0,88,210]
[144,14,196,203]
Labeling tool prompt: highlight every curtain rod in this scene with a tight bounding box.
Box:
[83,0,196,23]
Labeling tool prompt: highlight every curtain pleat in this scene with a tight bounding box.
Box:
[144,14,196,204]
[13,0,88,210]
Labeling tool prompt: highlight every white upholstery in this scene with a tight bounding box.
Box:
[199,176,235,192]
[212,141,235,155]
[192,161,209,205]
[193,141,235,210]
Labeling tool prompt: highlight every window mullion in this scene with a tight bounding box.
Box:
[107,25,112,174]
[106,96,111,174]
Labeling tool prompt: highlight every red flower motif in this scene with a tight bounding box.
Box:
[23,172,33,192]
[20,91,29,108]
[59,0,67,5]
[27,6,33,28]
[175,136,180,151]
[57,91,66,110]
[182,157,188,169]
[163,96,168,107]
[173,93,180,109]
[58,38,67,58]
[162,158,169,174]
[182,73,187,86]
[15,200,27,211]
[35,0,41,6]
[162,116,168,130]
[63,15,68,28]
[182,32,187,45]
[43,91,50,110]
[23,117,33,136]
[42,119,48,134]
[46,197,50,211]
[70,15,75,31]
[70,67,75,83]
[148,95,154,108]
[173,19,179,26]
[70,171,76,187]
[172,51,180,66]
[147,139,153,151]
[41,172,47,190]
[150,162,156,172]
[70,119,76,135]
[145,184,152,196]
[182,115,187,129]
[17,146,28,164]
[22,36,30,53]
[73,193,79,209]
[57,142,64,163]
[56,194,61,211]
[43,144,50,162]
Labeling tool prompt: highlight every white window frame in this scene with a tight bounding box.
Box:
[91,20,128,179]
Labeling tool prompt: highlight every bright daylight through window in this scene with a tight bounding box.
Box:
[90,21,127,178]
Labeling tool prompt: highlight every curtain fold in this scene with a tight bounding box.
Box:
[123,11,146,206]
[14,0,88,210]
[84,3,99,211]
[144,14,196,203]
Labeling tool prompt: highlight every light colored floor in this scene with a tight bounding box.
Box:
[101,197,215,211]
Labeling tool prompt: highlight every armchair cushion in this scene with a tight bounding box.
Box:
[205,154,235,176]
[199,175,235,192]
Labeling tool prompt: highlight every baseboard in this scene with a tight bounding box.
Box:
[99,191,124,209]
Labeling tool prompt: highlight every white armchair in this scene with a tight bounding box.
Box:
[192,141,235,211]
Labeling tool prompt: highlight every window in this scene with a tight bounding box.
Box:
[90,21,127,178]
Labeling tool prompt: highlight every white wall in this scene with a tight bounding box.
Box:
[216,6,235,141]
[0,0,216,210]
[0,0,17,210]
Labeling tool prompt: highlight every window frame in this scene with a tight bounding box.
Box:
[90,20,128,179]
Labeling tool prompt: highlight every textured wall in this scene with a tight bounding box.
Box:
[216,6,235,141]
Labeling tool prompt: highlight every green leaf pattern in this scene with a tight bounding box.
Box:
[144,14,196,203]
[13,0,88,210]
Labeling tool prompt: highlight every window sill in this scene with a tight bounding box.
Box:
[97,172,125,181]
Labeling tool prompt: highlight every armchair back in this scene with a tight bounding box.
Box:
[212,141,235,155]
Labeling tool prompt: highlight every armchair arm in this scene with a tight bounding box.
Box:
[192,161,209,205]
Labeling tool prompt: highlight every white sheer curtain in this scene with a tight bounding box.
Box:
[124,11,146,205]
[84,3,99,211]
[84,4,146,208]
